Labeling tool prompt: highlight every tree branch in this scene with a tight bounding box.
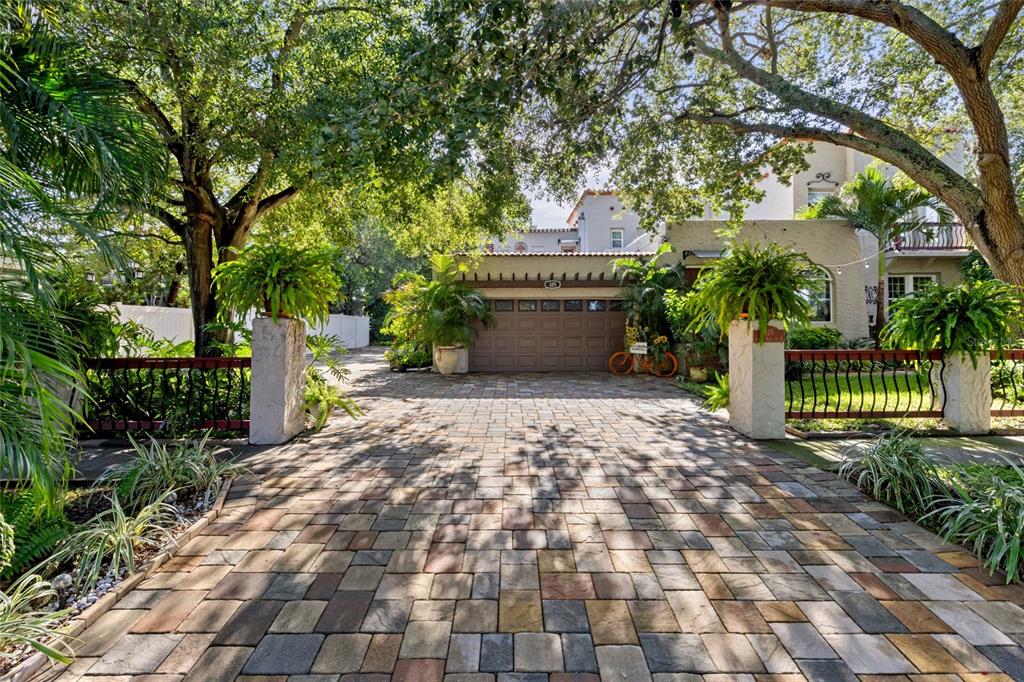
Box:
[255,186,300,217]
[674,111,980,206]
[103,230,183,246]
[754,0,973,68]
[120,79,183,161]
[142,204,186,236]
[977,0,1024,73]
[694,36,953,178]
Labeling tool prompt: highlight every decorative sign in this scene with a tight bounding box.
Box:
[629,342,648,355]
[544,280,561,289]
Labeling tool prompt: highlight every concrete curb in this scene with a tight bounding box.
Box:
[1,479,234,682]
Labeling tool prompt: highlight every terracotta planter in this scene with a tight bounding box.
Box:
[433,345,464,375]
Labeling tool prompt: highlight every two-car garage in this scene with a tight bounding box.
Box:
[469,298,626,372]
[458,252,639,373]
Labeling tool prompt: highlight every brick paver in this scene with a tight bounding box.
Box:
[45,356,1024,680]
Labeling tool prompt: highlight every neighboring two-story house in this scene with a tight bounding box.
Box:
[484,190,663,254]
[461,141,973,372]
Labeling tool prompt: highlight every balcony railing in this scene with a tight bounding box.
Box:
[890,224,971,251]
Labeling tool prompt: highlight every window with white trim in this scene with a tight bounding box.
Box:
[610,229,624,249]
[800,268,833,322]
[886,274,937,307]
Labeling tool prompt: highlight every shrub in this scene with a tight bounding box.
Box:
[786,327,841,350]
[929,459,1024,583]
[685,241,817,341]
[94,431,242,511]
[883,279,1022,357]
[703,373,729,411]
[385,344,432,370]
[0,574,73,663]
[665,289,724,367]
[48,493,177,592]
[838,431,942,515]
[304,334,360,430]
[383,255,491,349]
[613,244,683,339]
[0,492,73,580]
[213,242,342,327]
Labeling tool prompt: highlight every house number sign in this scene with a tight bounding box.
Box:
[544,280,561,289]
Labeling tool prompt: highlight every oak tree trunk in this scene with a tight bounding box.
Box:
[183,218,219,356]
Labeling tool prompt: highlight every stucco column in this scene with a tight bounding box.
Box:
[728,319,786,440]
[250,316,307,445]
[934,352,992,435]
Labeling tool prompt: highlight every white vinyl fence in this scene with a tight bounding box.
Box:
[116,304,193,344]
[116,305,370,349]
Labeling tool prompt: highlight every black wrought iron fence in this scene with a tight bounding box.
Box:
[991,350,1024,417]
[784,349,944,419]
[82,357,251,434]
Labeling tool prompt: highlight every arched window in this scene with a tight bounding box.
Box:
[802,268,833,322]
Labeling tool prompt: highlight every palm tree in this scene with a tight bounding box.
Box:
[1,2,166,509]
[613,243,684,340]
[807,168,952,345]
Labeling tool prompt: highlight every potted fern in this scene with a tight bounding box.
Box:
[682,241,818,439]
[883,279,1022,433]
[213,242,343,444]
[213,242,342,326]
[384,255,492,375]
[683,241,816,340]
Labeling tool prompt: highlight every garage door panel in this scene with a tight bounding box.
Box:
[517,336,538,352]
[562,355,584,370]
[493,336,517,352]
[563,317,583,332]
[562,336,583,352]
[538,318,561,333]
[538,336,560,352]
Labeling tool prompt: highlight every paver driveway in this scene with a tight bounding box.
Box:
[44,356,1024,681]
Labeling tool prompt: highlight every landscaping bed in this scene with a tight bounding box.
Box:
[839,432,1024,584]
[0,433,241,673]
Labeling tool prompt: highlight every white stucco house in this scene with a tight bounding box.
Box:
[484,190,662,254]
[461,141,973,372]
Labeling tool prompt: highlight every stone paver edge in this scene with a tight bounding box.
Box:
[1,477,236,682]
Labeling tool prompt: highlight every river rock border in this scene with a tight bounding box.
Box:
[2,478,234,682]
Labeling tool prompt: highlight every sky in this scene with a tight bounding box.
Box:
[527,166,610,228]
[529,192,574,228]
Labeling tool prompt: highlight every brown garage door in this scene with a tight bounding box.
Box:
[469,298,626,372]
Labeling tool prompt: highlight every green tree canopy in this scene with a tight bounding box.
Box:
[63,1,528,353]
[429,1,1024,283]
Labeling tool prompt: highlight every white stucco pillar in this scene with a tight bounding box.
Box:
[250,317,307,445]
[934,352,992,435]
[728,319,786,440]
